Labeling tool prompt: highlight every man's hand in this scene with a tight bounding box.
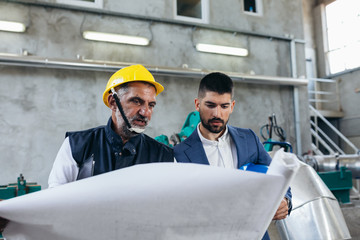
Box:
[273,198,289,220]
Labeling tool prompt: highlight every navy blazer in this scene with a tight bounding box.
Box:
[174,125,292,240]
[174,125,272,167]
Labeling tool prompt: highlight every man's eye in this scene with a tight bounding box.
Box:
[206,104,216,108]
[149,104,156,109]
[221,105,229,109]
[132,99,140,105]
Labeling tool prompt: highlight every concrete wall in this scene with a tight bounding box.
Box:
[337,69,360,153]
[0,0,310,187]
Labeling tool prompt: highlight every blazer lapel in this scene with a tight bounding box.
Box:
[184,130,210,165]
[228,126,248,168]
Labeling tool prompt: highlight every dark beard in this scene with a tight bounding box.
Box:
[200,115,227,134]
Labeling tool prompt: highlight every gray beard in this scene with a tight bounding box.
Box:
[115,109,141,139]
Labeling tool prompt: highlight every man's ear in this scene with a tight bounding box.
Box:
[107,94,117,112]
[230,100,235,113]
[195,98,200,111]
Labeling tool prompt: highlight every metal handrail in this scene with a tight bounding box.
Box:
[308,99,338,103]
[310,129,336,155]
[311,143,324,156]
[308,78,340,111]
[310,120,345,155]
[308,78,337,83]
[309,105,359,154]
[308,90,334,95]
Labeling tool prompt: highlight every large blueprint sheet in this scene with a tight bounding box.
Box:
[0,149,299,240]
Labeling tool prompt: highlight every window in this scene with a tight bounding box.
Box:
[57,0,103,9]
[243,0,263,15]
[325,0,360,74]
[174,0,209,24]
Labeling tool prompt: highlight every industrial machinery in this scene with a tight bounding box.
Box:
[0,174,41,199]
[304,154,360,203]
[259,114,352,238]
[0,174,41,239]
[276,160,351,239]
[261,114,356,204]
[260,113,292,153]
[155,111,200,146]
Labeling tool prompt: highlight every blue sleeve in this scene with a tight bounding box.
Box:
[249,129,272,166]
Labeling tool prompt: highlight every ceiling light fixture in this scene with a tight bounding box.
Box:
[83,31,150,46]
[195,43,248,57]
[0,20,26,33]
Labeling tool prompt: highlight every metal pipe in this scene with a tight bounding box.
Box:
[0,55,308,86]
[290,39,302,154]
[313,154,360,178]
[308,78,337,83]
[3,0,306,43]
[293,87,302,154]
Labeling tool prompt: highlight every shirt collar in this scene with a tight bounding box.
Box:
[105,117,123,147]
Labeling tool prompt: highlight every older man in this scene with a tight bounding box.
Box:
[0,64,173,234]
[47,64,174,187]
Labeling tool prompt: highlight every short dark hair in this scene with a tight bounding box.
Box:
[198,72,234,98]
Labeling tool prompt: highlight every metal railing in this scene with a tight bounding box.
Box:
[308,78,341,111]
[309,105,359,155]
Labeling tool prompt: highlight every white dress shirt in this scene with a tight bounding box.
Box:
[197,124,238,169]
[48,137,79,188]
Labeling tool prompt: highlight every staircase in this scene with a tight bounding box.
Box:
[307,78,360,200]
[309,105,359,155]
[307,78,359,155]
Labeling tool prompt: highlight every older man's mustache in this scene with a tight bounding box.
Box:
[130,114,149,125]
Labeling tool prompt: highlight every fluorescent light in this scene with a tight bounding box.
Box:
[83,31,150,46]
[0,20,26,33]
[196,43,248,57]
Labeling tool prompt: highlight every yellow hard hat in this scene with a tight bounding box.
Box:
[103,64,164,107]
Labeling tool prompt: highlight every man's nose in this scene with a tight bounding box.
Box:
[212,106,221,117]
[139,105,152,117]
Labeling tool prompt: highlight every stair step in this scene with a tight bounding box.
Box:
[310,110,344,118]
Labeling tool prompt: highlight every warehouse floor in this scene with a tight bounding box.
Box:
[341,198,360,239]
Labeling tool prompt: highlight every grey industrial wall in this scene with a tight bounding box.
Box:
[0,0,310,187]
[337,69,360,153]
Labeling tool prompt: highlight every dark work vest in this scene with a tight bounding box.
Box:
[66,118,174,180]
